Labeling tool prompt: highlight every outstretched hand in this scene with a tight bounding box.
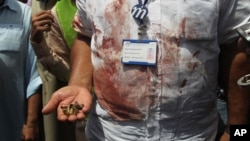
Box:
[42,85,92,121]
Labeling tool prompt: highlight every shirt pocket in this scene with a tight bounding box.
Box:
[0,24,24,38]
[157,0,218,41]
[180,0,218,40]
[0,24,24,51]
[0,24,25,67]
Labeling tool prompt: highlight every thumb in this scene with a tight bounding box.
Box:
[42,92,60,115]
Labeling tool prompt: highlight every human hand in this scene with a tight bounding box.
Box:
[30,10,54,43]
[21,123,39,141]
[42,85,92,121]
[219,131,230,141]
[72,15,83,33]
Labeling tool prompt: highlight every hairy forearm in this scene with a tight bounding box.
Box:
[68,33,92,91]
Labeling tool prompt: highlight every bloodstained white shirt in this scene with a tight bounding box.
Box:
[75,0,250,140]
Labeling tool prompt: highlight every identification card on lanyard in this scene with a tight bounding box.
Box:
[121,39,157,66]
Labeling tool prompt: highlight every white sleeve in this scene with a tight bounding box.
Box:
[218,0,250,45]
[74,0,93,37]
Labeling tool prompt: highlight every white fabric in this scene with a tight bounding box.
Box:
[75,0,250,140]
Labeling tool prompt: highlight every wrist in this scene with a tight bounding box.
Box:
[25,118,38,126]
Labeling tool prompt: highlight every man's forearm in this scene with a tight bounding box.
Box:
[227,51,250,124]
[68,33,92,91]
[26,93,41,126]
[220,39,250,126]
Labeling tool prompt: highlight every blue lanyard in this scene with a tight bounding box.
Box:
[138,0,148,5]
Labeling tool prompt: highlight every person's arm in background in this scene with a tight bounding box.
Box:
[30,9,72,82]
[42,32,93,121]
[42,0,93,121]
[22,90,41,141]
[217,1,250,140]
[21,40,43,140]
[219,37,250,141]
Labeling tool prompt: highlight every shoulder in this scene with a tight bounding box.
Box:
[17,1,31,16]
[6,0,31,23]
[7,0,31,13]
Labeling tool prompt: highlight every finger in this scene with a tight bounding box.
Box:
[73,16,83,27]
[80,90,93,114]
[42,91,60,115]
[57,105,69,121]
[76,110,85,120]
[32,25,51,34]
[68,114,78,121]
[32,16,54,25]
[33,19,53,29]
[31,14,54,31]
[32,10,54,22]
[37,10,52,16]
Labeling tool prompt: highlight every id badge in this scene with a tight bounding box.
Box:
[121,39,157,66]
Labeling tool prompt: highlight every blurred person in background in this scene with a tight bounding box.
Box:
[30,0,87,140]
[0,0,42,140]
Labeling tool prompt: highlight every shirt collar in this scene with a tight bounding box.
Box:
[0,0,19,12]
